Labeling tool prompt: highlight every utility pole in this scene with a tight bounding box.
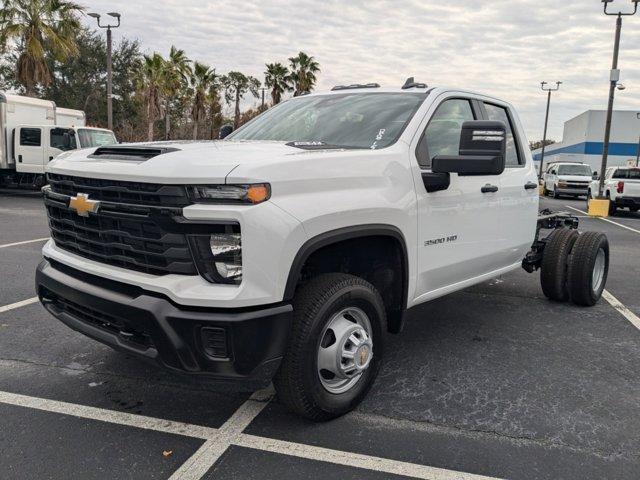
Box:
[88,12,121,131]
[538,81,562,179]
[599,0,638,197]
[260,87,267,110]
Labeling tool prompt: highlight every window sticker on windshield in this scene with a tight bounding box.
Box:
[370,129,386,150]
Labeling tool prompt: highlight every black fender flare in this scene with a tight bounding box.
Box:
[283,224,410,314]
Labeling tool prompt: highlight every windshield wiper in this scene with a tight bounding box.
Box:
[285,141,362,150]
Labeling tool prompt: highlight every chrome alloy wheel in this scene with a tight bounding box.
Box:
[317,307,373,394]
[592,247,606,293]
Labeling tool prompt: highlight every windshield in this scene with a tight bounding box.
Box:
[558,164,592,176]
[77,128,117,148]
[227,92,427,149]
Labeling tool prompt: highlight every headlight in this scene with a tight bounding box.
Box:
[188,224,242,285]
[191,184,270,204]
[557,181,568,187]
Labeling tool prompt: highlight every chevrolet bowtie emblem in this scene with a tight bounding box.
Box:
[69,193,100,217]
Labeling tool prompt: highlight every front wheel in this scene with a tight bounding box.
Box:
[274,273,386,421]
[553,185,560,199]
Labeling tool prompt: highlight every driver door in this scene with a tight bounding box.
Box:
[14,126,45,173]
[411,95,508,302]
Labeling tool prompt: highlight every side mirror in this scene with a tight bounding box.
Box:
[432,121,506,176]
[592,171,598,180]
[219,124,234,139]
[62,132,71,149]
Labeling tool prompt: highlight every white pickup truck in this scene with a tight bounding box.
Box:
[588,166,640,215]
[36,82,610,420]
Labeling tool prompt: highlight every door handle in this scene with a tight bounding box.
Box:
[481,184,499,193]
[18,154,22,163]
[524,181,538,190]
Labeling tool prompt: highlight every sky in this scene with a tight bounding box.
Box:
[82,0,640,142]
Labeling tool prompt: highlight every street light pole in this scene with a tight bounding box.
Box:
[636,113,640,167]
[599,0,638,197]
[538,81,562,179]
[88,12,121,131]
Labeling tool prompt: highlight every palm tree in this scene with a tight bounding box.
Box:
[264,62,291,105]
[162,45,191,140]
[137,53,165,141]
[190,61,216,140]
[221,71,260,129]
[0,0,83,96]
[288,52,320,97]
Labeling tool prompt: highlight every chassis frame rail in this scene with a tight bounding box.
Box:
[522,209,579,273]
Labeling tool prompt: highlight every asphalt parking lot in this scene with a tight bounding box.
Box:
[0,190,639,480]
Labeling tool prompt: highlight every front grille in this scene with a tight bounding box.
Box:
[41,287,154,349]
[564,182,589,189]
[44,176,199,276]
[48,173,192,207]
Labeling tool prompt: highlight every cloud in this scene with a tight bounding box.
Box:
[83,0,640,141]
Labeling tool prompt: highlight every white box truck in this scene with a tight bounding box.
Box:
[0,92,117,188]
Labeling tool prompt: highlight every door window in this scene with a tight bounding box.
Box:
[416,99,475,168]
[20,128,42,147]
[50,128,77,151]
[483,103,521,166]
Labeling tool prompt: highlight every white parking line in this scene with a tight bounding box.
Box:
[603,290,640,331]
[0,390,216,439]
[169,390,273,480]
[0,388,503,480]
[565,205,640,235]
[0,237,49,249]
[0,297,39,314]
[236,434,500,480]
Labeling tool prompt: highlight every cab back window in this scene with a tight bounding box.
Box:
[613,168,640,179]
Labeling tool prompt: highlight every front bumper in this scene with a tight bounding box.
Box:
[614,196,640,208]
[36,259,292,390]
[556,186,588,196]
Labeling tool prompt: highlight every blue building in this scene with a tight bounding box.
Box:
[532,110,640,174]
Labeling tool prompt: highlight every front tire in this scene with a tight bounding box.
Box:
[567,232,609,306]
[553,185,560,199]
[274,273,386,421]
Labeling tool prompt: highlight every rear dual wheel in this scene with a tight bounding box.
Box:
[540,229,609,306]
[567,232,609,306]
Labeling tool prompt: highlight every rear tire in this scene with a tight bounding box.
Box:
[540,228,579,302]
[567,232,609,306]
[607,193,617,216]
[586,190,591,211]
[274,273,386,421]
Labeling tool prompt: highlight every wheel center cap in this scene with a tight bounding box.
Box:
[355,344,372,369]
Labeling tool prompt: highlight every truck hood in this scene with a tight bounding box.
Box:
[46,140,336,184]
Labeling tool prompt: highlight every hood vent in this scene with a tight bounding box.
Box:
[88,146,179,161]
